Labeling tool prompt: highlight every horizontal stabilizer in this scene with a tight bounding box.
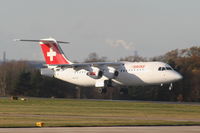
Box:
[14,39,70,44]
[15,37,72,65]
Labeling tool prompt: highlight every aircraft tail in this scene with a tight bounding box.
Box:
[15,38,73,65]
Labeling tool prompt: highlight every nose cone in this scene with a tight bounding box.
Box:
[174,72,183,81]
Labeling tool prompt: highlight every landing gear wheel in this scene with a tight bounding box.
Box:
[98,88,107,94]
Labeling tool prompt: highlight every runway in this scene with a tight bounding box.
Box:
[0,126,200,133]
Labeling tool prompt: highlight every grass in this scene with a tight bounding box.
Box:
[0,97,200,127]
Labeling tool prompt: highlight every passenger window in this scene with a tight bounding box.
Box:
[158,67,162,71]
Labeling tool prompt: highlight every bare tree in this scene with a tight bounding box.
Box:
[85,52,107,62]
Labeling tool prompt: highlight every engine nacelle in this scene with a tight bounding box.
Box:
[103,70,119,79]
[113,70,119,78]
[87,71,103,79]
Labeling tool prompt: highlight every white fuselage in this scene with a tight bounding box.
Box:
[17,38,182,89]
[53,61,182,87]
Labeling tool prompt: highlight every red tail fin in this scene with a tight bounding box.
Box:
[15,38,72,65]
[39,38,72,65]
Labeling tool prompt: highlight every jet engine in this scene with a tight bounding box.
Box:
[103,70,119,79]
[87,70,103,79]
[113,70,119,78]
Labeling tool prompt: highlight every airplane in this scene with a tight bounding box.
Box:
[16,37,183,94]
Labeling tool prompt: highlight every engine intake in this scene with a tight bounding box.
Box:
[114,71,119,77]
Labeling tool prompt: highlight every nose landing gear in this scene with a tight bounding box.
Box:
[169,83,173,90]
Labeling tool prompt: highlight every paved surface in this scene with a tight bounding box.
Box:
[0,126,200,133]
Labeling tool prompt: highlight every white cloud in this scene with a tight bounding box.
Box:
[106,39,134,50]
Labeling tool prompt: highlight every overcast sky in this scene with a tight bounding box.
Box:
[0,0,200,62]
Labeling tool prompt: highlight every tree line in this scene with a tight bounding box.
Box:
[0,46,199,102]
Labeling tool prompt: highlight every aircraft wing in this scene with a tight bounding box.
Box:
[49,62,124,69]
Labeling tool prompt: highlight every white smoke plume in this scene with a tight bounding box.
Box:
[106,39,134,50]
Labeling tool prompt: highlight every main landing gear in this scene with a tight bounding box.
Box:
[97,87,129,95]
[97,79,112,94]
[98,88,107,94]
[97,79,129,95]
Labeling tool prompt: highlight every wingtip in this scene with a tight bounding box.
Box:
[13,39,20,42]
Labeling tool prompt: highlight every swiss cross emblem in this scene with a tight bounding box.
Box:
[47,47,56,61]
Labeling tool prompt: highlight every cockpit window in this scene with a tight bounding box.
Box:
[166,67,172,70]
[162,67,166,71]
[158,67,173,71]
